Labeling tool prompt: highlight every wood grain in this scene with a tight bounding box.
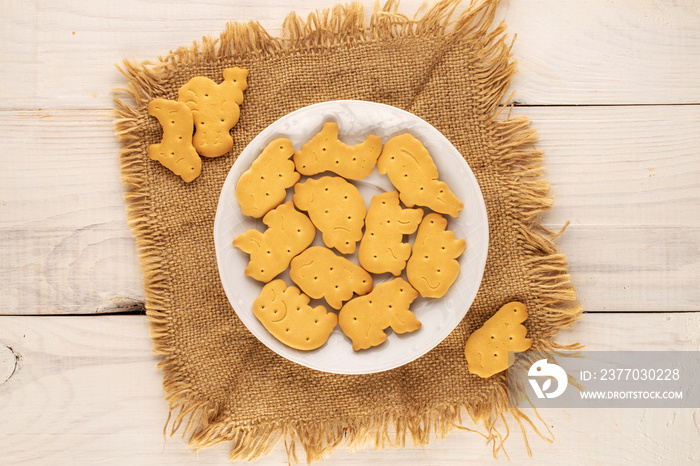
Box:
[0,344,18,386]
[527,105,700,229]
[505,0,700,106]
[525,105,700,311]
[0,110,145,314]
[0,0,698,109]
[0,313,697,464]
[1,105,697,314]
[1,1,699,464]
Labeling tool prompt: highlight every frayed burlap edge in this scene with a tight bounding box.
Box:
[113,0,582,462]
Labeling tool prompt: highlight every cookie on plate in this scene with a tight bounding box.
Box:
[406,213,466,298]
[358,190,423,276]
[293,121,382,180]
[290,246,373,310]
[293,176,366,255]
[339,278,420,351]
[233,201,315,283]
[377,132,463,217]
[236,138,299,218]
[253,279,338,351]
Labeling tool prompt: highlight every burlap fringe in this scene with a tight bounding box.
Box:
[113,0,582,462]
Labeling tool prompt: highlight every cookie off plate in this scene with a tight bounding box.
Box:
[214,100,488,374]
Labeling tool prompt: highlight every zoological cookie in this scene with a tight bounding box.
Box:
[253,280,338,351]
[233,201,315,283]
[406,213,466,298]
[377,133,463,217]
[290,246,373,310]
[147,98,202,182]
[178,67,248,158]
[464,301,532,378]
[359,191,424,276]
[236,138,300,218]
[293,176,366,255]
[339,278,420,351]
[293,121,382,180]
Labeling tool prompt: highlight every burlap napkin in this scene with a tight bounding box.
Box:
[114,0,581,461]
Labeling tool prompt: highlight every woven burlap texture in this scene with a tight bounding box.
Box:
[114,0,581,462]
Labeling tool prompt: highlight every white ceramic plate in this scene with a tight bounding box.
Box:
[214,100,488,374]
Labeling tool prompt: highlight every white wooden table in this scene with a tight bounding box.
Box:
[1,1,699,464]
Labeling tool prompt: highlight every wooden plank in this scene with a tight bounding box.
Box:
[505,0,700,106]
[1,105,698,314]
[0,228,144,314]
[555,226,700,312]
[0,110,127,228]
[525,104,700,311]
[0,109,145,314]
[0,313,698,464]
[0,0,699,109]
[527,105,700,229]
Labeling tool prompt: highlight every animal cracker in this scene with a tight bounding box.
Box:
[293,121,382,179]
[406,213,466,298]
[236,138,300,218]
[253,280,338,351]
[338,278,420,351]
[358,191,423,276]
[178,67,248,158]
[377,132,463,217]
[289,246,373,310]
[293,176,366,255]
[464,301,532,378]
[147,98,202,182]
[233,201,315,283]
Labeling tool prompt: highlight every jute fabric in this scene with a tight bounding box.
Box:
[114,0,581,461]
